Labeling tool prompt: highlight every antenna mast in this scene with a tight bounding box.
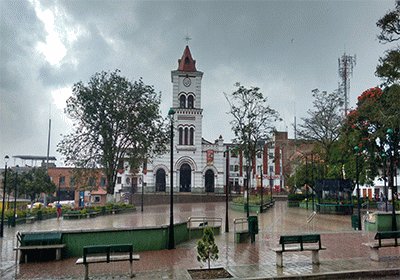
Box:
[338,53,356,116]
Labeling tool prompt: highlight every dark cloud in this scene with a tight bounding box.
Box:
[0,0,395,162]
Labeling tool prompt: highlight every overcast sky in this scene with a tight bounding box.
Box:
[0,0,396,166]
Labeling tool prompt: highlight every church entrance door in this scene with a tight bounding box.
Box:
[155,169,166,192]
[180,163,191,192]
[205,170,215,192]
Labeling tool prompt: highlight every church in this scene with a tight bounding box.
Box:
[113,45,286,200]
[114,45,227,196]
[144,45,226,193]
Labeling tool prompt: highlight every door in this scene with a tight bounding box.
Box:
[180,164,191,192]
[205,170,215,192]
[155,169,166,192]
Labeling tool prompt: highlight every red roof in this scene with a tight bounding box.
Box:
[178,45,196,72]
[91,187,107,195]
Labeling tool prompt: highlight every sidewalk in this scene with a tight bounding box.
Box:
[1,201,399,279]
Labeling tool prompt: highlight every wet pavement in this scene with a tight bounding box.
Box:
[1,200,399,279]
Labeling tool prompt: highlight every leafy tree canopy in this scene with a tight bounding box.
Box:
[225,83,280,161]
[376,5,400,85]
[17,167,56,203]
[58,70,168,194]
[297,89,344,174]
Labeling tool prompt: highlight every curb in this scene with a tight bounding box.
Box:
[251,268,400,279]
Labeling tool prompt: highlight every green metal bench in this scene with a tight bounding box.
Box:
[63,210,84,219]
[76,244,140,280]
[364,231,400,261]
[14,231,65,263]
[272,234,326,267]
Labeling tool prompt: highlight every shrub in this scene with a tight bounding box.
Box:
[197,227,219,270]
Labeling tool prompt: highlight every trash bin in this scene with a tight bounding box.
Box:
[248,216,259,234]
[351,215,359,230]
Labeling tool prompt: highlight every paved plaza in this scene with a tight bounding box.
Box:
[0,200,399,279]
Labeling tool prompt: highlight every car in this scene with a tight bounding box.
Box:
[27,202,44,209]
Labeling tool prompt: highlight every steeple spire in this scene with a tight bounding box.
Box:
[178,45,196,72]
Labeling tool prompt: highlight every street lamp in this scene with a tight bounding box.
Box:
[386,128,397,231]
[225,146,229,233]
[1,155,9,237]
[12,165,18,227]
[259,164,264,213]
[168,108,175,249]
[58,174,62,203]
[354,146,362,231]
[269,172,274,204]
[381,152,388,212]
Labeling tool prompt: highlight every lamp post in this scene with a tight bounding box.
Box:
[354,146,362,231]
[305,155,309,210]
[387,128,397,231]
[58,174,62,203]
[225,146,229,233]
[1,155,9,237]
[12,165,18,227]
[168,108,175,249]
[381,152,388,212]
[311,153,315,211]
[260,165,264,213]
[269,172,273,203]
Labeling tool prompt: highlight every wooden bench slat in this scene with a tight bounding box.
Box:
[76,254,140,264]
[14,244,66,250]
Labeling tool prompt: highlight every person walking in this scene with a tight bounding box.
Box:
[56,203,62,220]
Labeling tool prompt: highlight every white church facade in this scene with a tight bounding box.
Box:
[113,46,283,200]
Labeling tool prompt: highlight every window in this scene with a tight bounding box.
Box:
[59,176,65,185]
[257,152,262,158]
[184,127,188,145]
[100,177,106,187]
[70,177,75,187]
[269,153,274,159]
[234,165,239,172]
[178,127,183,145]
[91,195,101,203]
[189,128,194,145]
[117,177,122,184]
[269,166,274,173]
[180,95,186,108]
[187,95,194,108]
[88,177,96,187]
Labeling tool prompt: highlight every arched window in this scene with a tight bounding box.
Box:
[180,95,186,108]
[187,95,194,108]
[178,127,183,145]
[189,128,194,145]
[184,127,189,145]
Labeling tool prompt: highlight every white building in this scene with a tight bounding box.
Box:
[113,46,283,199]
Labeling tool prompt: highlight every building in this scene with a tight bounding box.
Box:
[114,46,294,198]
[47,167,108,207]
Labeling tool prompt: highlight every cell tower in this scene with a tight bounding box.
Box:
[338,53,356,116]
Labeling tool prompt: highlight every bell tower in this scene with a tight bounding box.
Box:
[171,46,203,151]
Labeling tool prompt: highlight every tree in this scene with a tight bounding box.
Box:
[343,86,400,183]
[58,70,168,194]
[377,6,400,43]
[225,83,280,216]
[376,5,400,85]
[17,168,57,205]
[197,227,219,270]
[297,89,344,176]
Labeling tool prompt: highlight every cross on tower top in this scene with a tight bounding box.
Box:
[184,33,192,45]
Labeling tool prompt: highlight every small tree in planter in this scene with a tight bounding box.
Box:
[197,227,219,269]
